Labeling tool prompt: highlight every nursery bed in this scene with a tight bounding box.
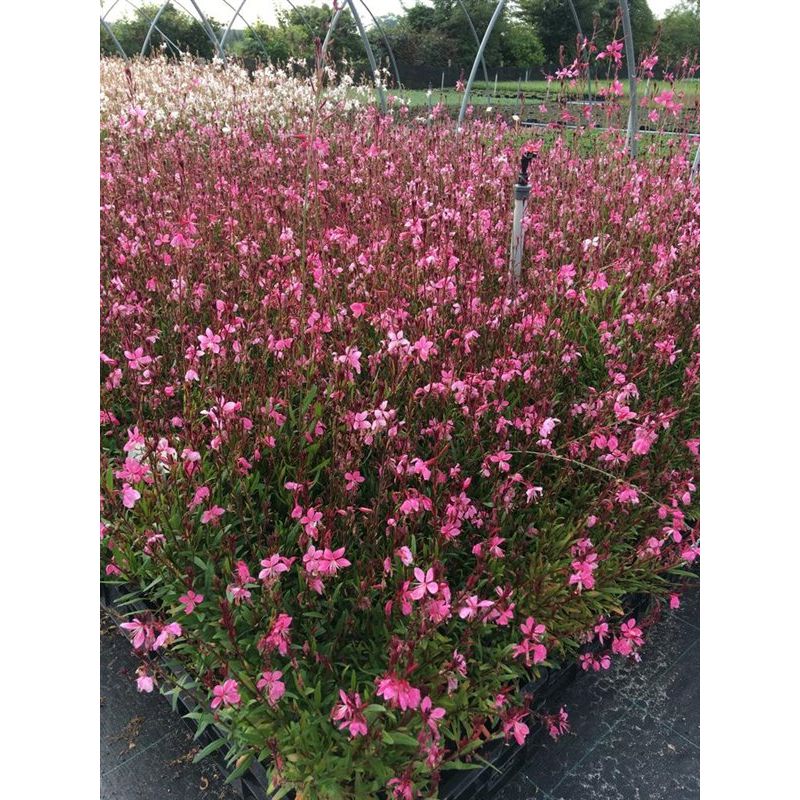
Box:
[101,581,652,800]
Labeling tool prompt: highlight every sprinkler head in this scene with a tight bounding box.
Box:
[518,152,535,186]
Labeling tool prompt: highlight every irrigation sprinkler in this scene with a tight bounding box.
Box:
[619,0,638,157]
[509,152,534,281]
[457,0,507,129]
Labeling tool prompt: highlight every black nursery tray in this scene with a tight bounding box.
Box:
[101,582,653,800]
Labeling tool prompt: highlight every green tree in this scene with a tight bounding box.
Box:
[516,0,595,63]
[501,19,547,67]
[99,3,223,59]
[657,1,699,68]
[517,0,657,64]
[232,6,364,68]
[593,0,656,54]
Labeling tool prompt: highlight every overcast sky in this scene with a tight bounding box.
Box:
[102,1,683,27]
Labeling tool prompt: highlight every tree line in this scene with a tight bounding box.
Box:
[100,1,699,74]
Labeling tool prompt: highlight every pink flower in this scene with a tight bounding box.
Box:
[259,614,293,656]
[201,505,225,524]
[387,776,415,800]
[120,618,153,651]
[320,546,351,574]
[188,485,210,510]
[350,302,366,318]
[621,618,644,645]
[544,706,570,739]
[409,567,438,600]
[120,483,141,509]
[336,345,362,374]
[227,584,252,605]
[411,335,436,362]
[115,458,151,484]
[669,593,681,610]
[653,90,683,115]
[123,347,152,371]
[299,506,323,537]
[420,696,446,738]
[344,470,365,491]
[179,590,203,614]
[258,553,293,582]
[331,690,368,738]
[256,670,286,706]
[616,486,640,505]
[631,427,658,456]
[376,673,422,711]
[210,679,241,709]
[395,546,413,565]
[502,708,530,745]
[513,617,549,666]
[198,327,221,354]
[136,674,154,693]
[153,621,182,650]
[458,595,494,621]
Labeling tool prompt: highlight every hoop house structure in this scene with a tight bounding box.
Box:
[101,0,640,150]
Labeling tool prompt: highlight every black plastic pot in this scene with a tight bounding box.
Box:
[101,582,653,800]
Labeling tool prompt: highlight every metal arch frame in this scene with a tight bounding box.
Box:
[618,0,638,157]
[320,1,401,92]
[219,0,248,52]
[187,0,226,62]
[357,0,402,89]
[457,0,639,157]
[321,6,344,61]
[101,15,128,58]
[344,0,387,114]
[218,0,274,62]
[275,0,317,38]
[455,0,489,87]
[457,0,506,128]
[120,0,184,58]
[140,1,171,57]
[139,0,225,61]
[103,0,641,146]
[565,0,592,101]
[690,145,700,179]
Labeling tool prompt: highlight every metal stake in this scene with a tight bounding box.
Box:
[457,0,507,129]
[619,0,639,157]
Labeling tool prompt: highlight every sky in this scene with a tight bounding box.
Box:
[101,0,682,27]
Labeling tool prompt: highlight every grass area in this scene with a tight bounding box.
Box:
[385,78,700,108]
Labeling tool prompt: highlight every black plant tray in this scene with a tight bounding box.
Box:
[101,581,653,800]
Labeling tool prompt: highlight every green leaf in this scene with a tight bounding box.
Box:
[192,738,227,763]
[270,783,294,800]
[443,760,483,771]
[224,753,253,783]
[384,731,418,748]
